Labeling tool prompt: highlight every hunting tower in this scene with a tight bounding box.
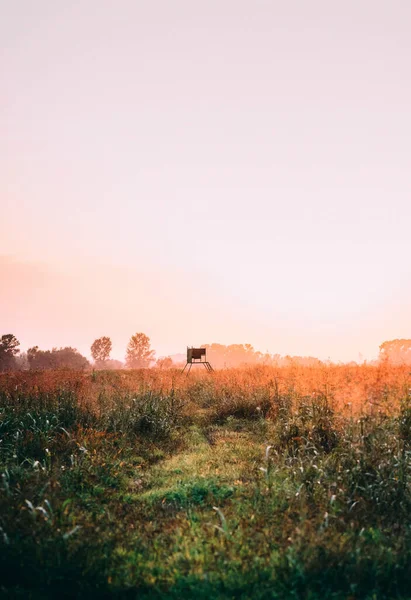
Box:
[182,347,213,374]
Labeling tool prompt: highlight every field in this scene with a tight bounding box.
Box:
[1,364,411,599]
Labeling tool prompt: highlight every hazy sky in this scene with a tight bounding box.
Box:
[1,1,411,362]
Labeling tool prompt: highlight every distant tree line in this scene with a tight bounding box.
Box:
[26,346,89,370]
[202,343,324,369]
[2,333,411,372]
[379,339,411,365]
[0,332,156,372]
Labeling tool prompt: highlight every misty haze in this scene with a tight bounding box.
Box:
[1,1,411,598]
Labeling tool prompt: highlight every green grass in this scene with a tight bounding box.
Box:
[1,383,411,598]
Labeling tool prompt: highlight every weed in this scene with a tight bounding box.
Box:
[1,365,411,598]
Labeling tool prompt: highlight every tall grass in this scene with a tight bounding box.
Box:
[1,365,411,598]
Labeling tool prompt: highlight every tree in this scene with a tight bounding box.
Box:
[126,333,155,368]
[156,356,173,369]
[91,336,112,367]
[379,339,411,365]
[27,346,55,369]
[15,352,29,370]
[54,347,90,370]
[27,346,90,370]
[0,334,20,372]
[203,343,263,368]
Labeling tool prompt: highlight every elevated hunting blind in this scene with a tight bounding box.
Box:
[182,347,213,374]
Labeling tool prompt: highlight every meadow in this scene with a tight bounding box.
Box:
[1,363,411,599]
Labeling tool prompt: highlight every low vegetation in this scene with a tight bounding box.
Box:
[1,364,411,598]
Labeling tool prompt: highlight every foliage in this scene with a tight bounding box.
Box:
[27,346,90,370]
[379,338,411,365]
[1,365,411,598]
[90,336,112,367]
[102,390,185,440]
[125,332,155,369]
[203,343,324,368]
[0,333,20,372]
[156,356,173,369]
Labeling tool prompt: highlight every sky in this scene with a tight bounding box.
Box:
[1,0,411,362]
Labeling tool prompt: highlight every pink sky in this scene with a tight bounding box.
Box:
[1,1,411,362]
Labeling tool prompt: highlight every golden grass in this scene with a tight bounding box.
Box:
[1,362,409,417]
